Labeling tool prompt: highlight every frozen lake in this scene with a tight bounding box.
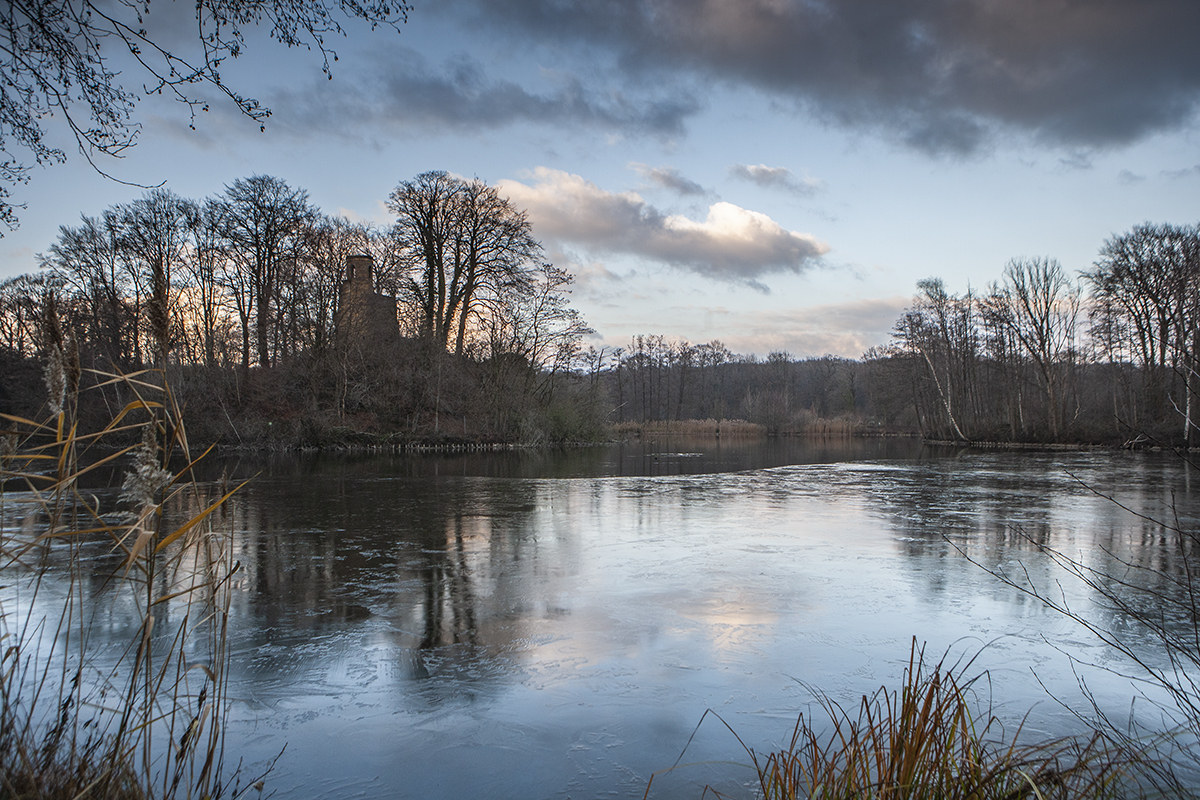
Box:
[9,438,1200,798]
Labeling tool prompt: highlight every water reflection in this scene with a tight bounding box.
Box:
[12,440,1200,798]
[197,435,929,482]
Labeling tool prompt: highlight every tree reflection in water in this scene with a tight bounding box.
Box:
[416,514,478,651]
[202,470,550,694]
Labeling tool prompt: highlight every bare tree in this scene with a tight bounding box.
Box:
[299,215,373,354]
[0,0,408,230]
[387,171,458,343]
[112,188,198,366]
[0,272,61,354]
[39,213,130,365]
[984,257,1081,439]
[485,265,590,375]
[180,199,232,367]
[387,172,542,354]
[218,175,316,369]
[1087,224,1200,445]
[892,279,979,441]
[448,180,540,356]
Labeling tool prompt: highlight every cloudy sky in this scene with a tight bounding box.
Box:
[4,0,1200,357]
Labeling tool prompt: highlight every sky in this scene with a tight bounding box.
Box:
[3,0,1200,358]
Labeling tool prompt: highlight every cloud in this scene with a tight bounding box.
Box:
[497,168,828,282]
[451,0,1200,154]
[1059,151,1093,171]
[729,164,822,196]
[1162,165,1200,180]
[629,163,708,195]
[719,298,908,358]
[269,48,699,139]
[1117,169,1145,185]
[583,296,909,358]
[336,201,393,227]
[544,244,625,295]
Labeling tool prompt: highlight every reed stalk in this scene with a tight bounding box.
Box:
[1,355,255,799]
[648,640,1150,800]
[612,416,863,438]
[613,419,767,437]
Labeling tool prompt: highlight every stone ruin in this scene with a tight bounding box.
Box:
[333,254,400,350]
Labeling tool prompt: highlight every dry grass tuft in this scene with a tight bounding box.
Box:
[648,640,1151,800]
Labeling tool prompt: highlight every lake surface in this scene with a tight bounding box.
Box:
[9,437,1200,798]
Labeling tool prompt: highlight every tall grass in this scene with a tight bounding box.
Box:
[795,414,860,438]
[0,355,255,798]
[649,640,1149,800]
[613,419,767,437]
[612,416,863,438]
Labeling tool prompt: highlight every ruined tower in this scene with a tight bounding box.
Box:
[334,254,400,350]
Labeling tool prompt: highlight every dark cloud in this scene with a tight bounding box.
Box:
[271,47,699,138]
[498,168,828,282]
[1059,151,1093,171]
[629,163,708,195]
[446,0,1200,154]
[729,164,822,196]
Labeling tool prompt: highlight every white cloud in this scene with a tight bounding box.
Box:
[336,200,392,227]
[544,244,624,295]
[497,168,828,282]
[721,298,909,358]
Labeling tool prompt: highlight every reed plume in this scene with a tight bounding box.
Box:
[1,354,258,799]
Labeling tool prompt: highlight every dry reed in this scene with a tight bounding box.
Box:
[648,640,1150,800]
[1,358,257,799]
[797,416,860,437]
[612,416,863,438]
[612,419,767,437]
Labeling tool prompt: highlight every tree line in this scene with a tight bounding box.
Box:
[565,220,1200,446]
[0,171,599,445]
[593,337,869,433]
[887,222,1200,445]
[2,203,1197,446]
[1,172,585,369]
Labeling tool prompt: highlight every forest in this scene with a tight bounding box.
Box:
[0,171,1197,449]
